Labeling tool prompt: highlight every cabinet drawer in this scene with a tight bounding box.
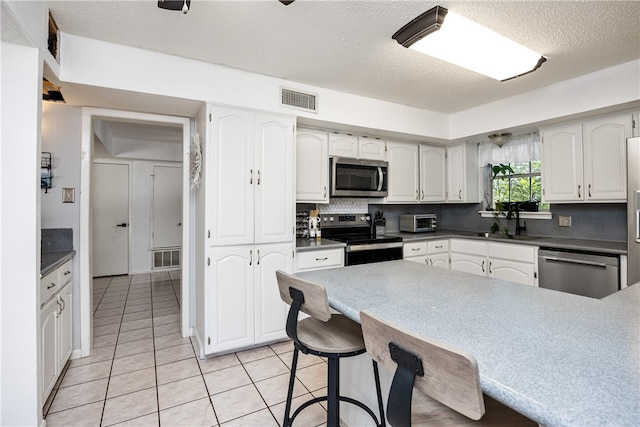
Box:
[297,249,344,271]
[40,271,59,306]
[403,241,427,258]
[450,239,486,256]
[488,242,537,263]
[428,240,449,254]
[58,260,73,286]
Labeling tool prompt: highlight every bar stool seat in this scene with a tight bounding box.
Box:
[276,270,385,427]
[296,315,365,354]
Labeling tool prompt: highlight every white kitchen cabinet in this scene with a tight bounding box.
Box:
[419,145,446,202]
[358,136,386,161]
[541,114,631,203]
[385,141,420,202]
[209,107,294,246]
[329,132,358,158]
[583,114,630,201]
[207,243,292,354]
[40,296,58,401]
[296,129,329,203]
[403,241,427,263]
[450,239,537,286]
[446,143,480,203]
[427,240,449,269]
[40,259,73,402]
[296,248,344,271]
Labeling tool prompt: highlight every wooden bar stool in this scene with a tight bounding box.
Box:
[360,310,485,426]
[276,271,386,427]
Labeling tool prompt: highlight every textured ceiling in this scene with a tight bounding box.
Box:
[48,0,640,115]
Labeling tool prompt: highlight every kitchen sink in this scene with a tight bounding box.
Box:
[476,233,543,240]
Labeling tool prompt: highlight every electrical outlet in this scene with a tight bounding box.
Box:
[558,215,572,227]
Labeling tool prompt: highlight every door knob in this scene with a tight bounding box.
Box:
[116,223,128,227]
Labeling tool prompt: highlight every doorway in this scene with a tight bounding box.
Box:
[80,108,191,358]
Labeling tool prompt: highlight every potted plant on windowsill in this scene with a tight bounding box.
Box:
[487,164,514,233]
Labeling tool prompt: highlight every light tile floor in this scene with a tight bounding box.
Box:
[44,271,329,427]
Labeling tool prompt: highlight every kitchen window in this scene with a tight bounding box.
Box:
[490,160,549,211]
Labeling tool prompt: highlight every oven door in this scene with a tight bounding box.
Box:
[331,157,388,197]
[345,242,403,266]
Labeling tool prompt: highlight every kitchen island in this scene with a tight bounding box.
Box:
[295,260,639,427]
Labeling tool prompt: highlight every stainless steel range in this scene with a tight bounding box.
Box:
[319,213,403,266]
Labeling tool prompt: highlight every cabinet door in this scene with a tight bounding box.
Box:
[296,129,329,203]
[41,297,58,401]
[489,259,536,286]
[583,115,631,201]
[419,145,446,202]
[208,247,254,353]
[386,141,419,203]
[359,137,386,161]
[450,253,486,276]
[58,284,73,367]
[255,114,294,244]
[255,243,292,344]
[541,124,584,202]
[329,133,358,158]
[209,107,255,246]
[427,253,449,269]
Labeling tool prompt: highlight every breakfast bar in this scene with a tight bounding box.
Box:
[295,260,639,427]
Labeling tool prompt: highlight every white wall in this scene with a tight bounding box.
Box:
[41,103,82,350]
[0,41,43,426]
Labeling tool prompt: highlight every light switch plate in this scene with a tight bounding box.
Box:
[62,187,75,203]
[558,215,571,227]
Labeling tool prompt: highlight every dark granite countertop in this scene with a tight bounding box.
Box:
[41,250,75,278]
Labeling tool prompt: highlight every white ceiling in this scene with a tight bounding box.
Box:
[48,0,640,117]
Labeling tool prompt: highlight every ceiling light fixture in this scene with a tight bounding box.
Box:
[158,0,190,14]
[488,132,512,147]
[392,6,546,81]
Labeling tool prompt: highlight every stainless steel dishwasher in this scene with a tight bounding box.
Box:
[538,248,619,298]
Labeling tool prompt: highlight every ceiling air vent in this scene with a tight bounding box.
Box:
[281,87,318,113]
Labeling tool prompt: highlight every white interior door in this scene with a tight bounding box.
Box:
[92,162,129,277]
[152,165,182,248]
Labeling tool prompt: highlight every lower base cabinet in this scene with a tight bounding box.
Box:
[207,243,292,354]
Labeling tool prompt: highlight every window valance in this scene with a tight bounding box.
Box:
[478,133,541,166]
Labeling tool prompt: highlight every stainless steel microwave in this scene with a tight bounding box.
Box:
[400,214,437,232]
[330,157,388,198]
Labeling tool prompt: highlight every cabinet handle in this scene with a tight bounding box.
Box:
[588,184,592,198]
[57,299,62,316]
[429,258,433,265]
[577,184,581,198]
[421,189,425,200]
[257,170,261,186]
[47,283,56,290]
[489,261,493,274]
[249,169,253,184]
[482,260,485,272]
[458,189,462,199]
[257,249,261,265]
[411,248,420,251]
[415,190,419,200]
[323,186,327,198]
[249,250,253,266]
[435,245,443,249]
[60,297,65,313]
[64,270,71,276]
[315,257,328,261]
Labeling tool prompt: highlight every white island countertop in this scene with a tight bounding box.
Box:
[295,260,639,427]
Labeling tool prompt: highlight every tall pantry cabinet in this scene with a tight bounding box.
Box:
[195,104,295,356]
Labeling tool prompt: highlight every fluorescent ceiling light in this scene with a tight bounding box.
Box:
[393,6,546,81]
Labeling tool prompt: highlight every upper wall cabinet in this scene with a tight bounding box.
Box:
[385,141,420,203]
[446,143,480,203]
[296,128,329,203]
[419,145,446,202]
[541,113,632,203]
[328,132,386,160]
[209,106,294,246]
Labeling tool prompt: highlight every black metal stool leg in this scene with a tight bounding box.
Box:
[283,347,300,427]
[372,360,386,426]
[327,356,340,427]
